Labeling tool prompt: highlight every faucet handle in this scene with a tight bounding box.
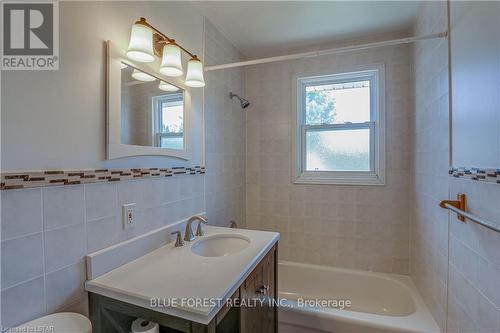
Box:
[195,219,208,236]
[170,231,184,247]
[228,220,237,228]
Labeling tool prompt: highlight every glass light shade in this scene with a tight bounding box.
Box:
[159,81,179,92]
[131,69,156,82]
[126,23,155,63]
[185,58,205,87]
[160,44,183,77]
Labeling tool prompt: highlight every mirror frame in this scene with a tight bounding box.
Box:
[106,40,191,160]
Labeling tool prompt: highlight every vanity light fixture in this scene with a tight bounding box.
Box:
[160,43,183,77]
[185,56,206,88]
[159,81,179,92]
[126,22,155,62]
[131,69,156,82]
[126,17,205,87]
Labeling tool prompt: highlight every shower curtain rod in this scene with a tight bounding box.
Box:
[205,31,448,71]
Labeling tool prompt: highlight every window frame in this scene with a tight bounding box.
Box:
[152,93,184,149]
[293,65,386,185]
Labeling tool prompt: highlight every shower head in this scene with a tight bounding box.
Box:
[229,92,250,109]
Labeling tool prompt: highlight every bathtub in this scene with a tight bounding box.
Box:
[278,261,440,333]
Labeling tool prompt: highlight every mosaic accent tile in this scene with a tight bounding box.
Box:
[449,167,500,184]
[0,166,205,190]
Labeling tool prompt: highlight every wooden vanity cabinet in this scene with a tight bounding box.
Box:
[89,244,278,333]
[240,247,276,333]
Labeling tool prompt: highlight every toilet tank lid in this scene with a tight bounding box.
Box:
[14,312,92,333]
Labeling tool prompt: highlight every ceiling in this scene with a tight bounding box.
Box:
[194,1,421,58]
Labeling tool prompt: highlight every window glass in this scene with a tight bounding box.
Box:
[160,136,183,149]
[305,129,370,171]
[154,94,184,150]
[161,102,183,134]
[305,80,370,125]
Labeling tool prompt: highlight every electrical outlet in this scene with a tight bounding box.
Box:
[122,203,136,229]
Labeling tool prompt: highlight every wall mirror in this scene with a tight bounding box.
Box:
[450,1,500,170]
[107,41,191,160]
[120,64,185,149]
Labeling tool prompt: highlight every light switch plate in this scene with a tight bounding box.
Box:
[122,203,136,229]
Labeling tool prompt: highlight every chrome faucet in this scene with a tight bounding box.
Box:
[170,231,184,247]
[195,218,208,237]
[184,215,208,241]
[228,220,237,228]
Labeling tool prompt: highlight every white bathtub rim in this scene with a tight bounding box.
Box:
[279,260,416,291]
[278,261,440,333]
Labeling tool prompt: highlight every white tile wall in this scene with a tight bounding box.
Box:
[0,174,205,327]
[1,233,44,289]
[245,39,413,274]
[411,2,500,332]
[43,186,85,230]
[1,276,45,328]
[203,19,246,227]
[1,188,42,240]
[447,180,500,333]
[45,260,86,313]
[44,223,86,272]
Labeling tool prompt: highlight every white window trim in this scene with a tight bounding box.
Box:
[292,64,386,186]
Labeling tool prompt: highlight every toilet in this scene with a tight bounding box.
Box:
[13,312,92,333]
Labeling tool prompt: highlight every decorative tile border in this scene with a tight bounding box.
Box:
[449,167,500,184]
[1,166,205,190]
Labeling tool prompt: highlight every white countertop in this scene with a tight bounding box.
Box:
[85,226,279,324]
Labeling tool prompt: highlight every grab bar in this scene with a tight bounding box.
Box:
[439,194,500,233]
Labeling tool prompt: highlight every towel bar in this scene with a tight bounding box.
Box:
[439,193,500,233]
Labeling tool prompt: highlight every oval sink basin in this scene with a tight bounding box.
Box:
[191,234,250,257]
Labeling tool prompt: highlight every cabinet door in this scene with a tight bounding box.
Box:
[240,263,263,333]
[241,246,277,333]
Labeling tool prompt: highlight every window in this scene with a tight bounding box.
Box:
[295,66,385,185]
[153,93,184,150]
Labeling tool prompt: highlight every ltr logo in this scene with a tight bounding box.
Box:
[2,1,58,70]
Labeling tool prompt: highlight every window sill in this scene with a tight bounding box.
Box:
[293,173,385,186]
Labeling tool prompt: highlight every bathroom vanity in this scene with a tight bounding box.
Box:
[85,225,279,333]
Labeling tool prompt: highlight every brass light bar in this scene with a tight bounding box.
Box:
[127,17,205,87]
[134,17,197,59]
